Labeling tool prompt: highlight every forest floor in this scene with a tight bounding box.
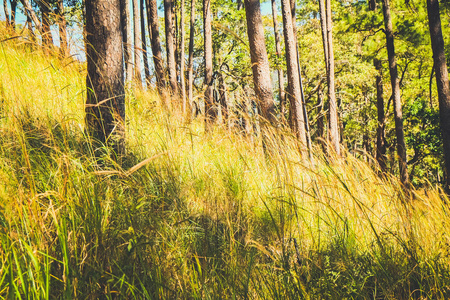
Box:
[1,26,450,299]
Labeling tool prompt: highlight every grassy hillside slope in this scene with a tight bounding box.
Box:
[1,28,450,299]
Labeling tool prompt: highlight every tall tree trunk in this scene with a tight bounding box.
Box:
[133,0,143,86]
[369,0,385,171]
[244,0,276,124]
[290,0,312,154]
[165,0,178,95]
[4,0,11,29]
[281,0,307,147]
[427,0,450,192]
[146,0,167,95]
[39,0,54,48]
[429,63,435,108]
[204,0,215,129]
[382,0,409,188]
[290,0,296,43]
[374,58,387,173]
[180,0,187,114]
[21,0,43,36]
[316,85,325,141]
[26,11,37,43]
[287,0,294,128]
[325,0,340,155]
[187,0,196,114]
[82,0,87,48]
[362,92,371,160]
[85,0,125,153]
[57,0,69,57]
[141,0,150,86]
[10,0,16,29]
[120,0,133,88]
[271,0,285,120]
[318,0,328,147]
[298,43,313,157]
[218,71,228,122]
[175,4,179,84]
[318,0,328,81]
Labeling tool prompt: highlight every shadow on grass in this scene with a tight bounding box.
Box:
[1,112,450,299]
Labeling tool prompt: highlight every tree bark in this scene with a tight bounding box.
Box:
[10,0,16,28]
[120,0,133,87]
[180,0,187,114]
[427,0,450,192]
[141,0,150,86]
[4,0,11,29]
[146,0,167,95]
[25,11,37,43]
[287,0,294,128]
[325,0,339,155]
[298,42,313,157]
[204,0,215,129]
[318,0,328,74]
[244,0,276,124]
[281,0,307,146]
[290,0,312,153]
[374,58,387,173]
[429,63,434,108]
[165,0,178,95]
[133,0,143,86]
[21,0,43,36]
[316,85,325,141]
[57,0,69,57]
[85,0,125,153]
[382,0,409,188]
[218,71,228,122]
[175,3,179,84]
[187,0,196,114]
[38,0,54,48]
[290,0,296,44]
[271,0,285,119]
[318,0,328,147]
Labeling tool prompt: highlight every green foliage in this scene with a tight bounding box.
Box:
[289,0,447,185]
[404,98,443,186]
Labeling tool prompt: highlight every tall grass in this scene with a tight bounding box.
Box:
[1,25,450,299]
